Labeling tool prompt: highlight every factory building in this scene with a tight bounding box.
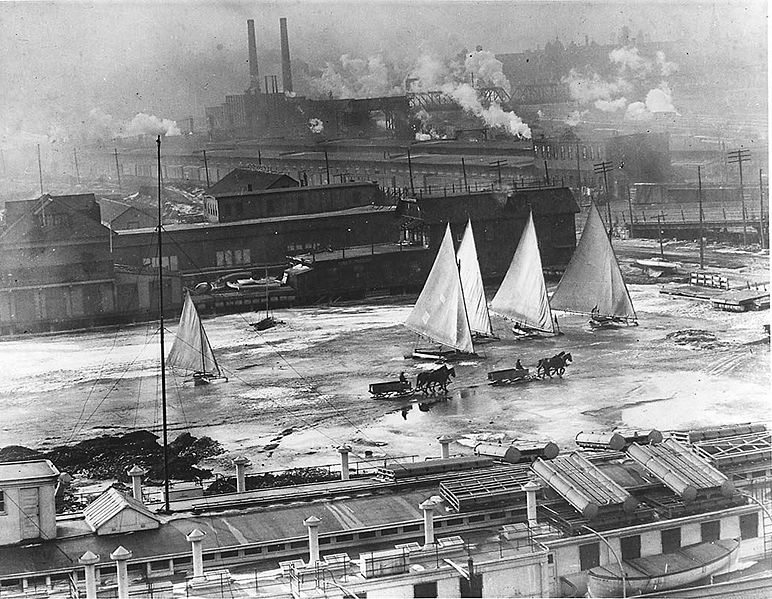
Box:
[403,186,580,280]
[0,194,117,335]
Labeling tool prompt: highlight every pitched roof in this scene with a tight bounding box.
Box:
[207,169,299,197]
[84,487,160,533]
[97,198,154,225]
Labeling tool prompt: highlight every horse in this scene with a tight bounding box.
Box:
[416,365,456,395]
[537,352,573,378]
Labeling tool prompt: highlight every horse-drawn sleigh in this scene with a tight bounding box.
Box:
[369,365,456,400]
[487,352,572,385]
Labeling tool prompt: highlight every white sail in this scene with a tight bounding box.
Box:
[550,202,636,320]
[405,223,475,353]
[490,211,555,333]
[457,219,494,336]
[167,293,221,376]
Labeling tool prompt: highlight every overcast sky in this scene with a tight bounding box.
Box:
[0,0,767,141]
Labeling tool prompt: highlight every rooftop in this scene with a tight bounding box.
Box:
[0,460,59,484]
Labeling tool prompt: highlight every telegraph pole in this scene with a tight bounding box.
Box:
[594,160,614,238]
[727,148,750,245]
[489,160,507,187]
[759,169,766,249]
[461,157,469,192]
[202,149,211,188]
[37,144,44,195]
[73,147,81,185]
[406,147,415,195]
[575,142,582,189]
[657,211,664,258]
[324,150,330,185]
[113,148,122,190]
[698,165,704,269]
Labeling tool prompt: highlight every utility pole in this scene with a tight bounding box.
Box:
[727,148,750,245]
[657,211,664,258]
[113,148,122,190]
[324,150,330,185]
[759,169,766,249]
[698,165,704,269]
[258,149,262,166]
[543,159,549,185]
[202,150,211,188]
[73,147,81,185]
[626,185,634,239]
[461,157,469,192]
[594,160,614,238]
[489,160,507,187]
[575,142,582,189]
[36,144,44,195]
[406,147,415,195]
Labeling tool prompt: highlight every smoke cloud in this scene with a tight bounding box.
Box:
[442,82,531,139]
[464,49,510,92]
[121,113,181,137]
[308,54,402,99]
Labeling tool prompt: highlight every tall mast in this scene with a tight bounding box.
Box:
[456,257,475,355]
[157,135,170,513]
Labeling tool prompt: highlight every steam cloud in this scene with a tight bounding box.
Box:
[563,46,678,123]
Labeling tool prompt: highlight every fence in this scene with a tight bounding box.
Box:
[690,272,730,290]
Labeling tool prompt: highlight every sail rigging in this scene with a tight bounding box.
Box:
[550,202,636,320]
[457,219,494,337]
[167,292,222,378]
[490,211,555,333]
[405,223,475,353]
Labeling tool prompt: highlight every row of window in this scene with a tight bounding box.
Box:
[216,249,251,267]
[578,513,759,571]
[37,213,71,229]
[535,143,604,162]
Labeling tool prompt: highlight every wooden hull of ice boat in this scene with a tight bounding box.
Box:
[587,539,739,598]
[411,348,476,362]
[589,316,638,329]
[192,373,227,386]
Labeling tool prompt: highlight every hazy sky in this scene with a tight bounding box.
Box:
[0,0,767,141]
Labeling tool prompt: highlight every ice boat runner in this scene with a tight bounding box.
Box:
[405,223,476,361]
[550,202,637,328]
[456,219,496,341]
[167,292,227,385]
[490,210,556,337]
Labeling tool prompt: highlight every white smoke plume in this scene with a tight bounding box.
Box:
[309,54,402,99]
[564,69,631,103]
[656,51,678,77]
[415,132,433,141]
[464,49,510,92]
[121,113,181,137]
[307,118,324,134]
[624,83,676,120]
[594,97,628,112]
[609,46,651,78]
[406,55,450,92]
[442,82,531,139]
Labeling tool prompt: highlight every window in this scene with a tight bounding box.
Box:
[740,513,759,539]
[414,581,438,598]
[579,542,600,570]
[0,490,4,513]
[621,535,641,560]
[701,520,721,543]
[661,527,681,553]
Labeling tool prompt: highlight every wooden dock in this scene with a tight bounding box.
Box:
[660,284,769,312]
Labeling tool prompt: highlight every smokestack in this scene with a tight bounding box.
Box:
[280,17,293,94]
[247,19,260,91]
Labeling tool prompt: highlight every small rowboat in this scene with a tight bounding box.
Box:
[587,539,739,598]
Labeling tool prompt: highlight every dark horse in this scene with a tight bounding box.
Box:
[537,352,573,379]
[416,365,456,395]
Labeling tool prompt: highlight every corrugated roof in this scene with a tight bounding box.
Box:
[84,487,160,533]
[626,439,732,497]
[207,169,299,197]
